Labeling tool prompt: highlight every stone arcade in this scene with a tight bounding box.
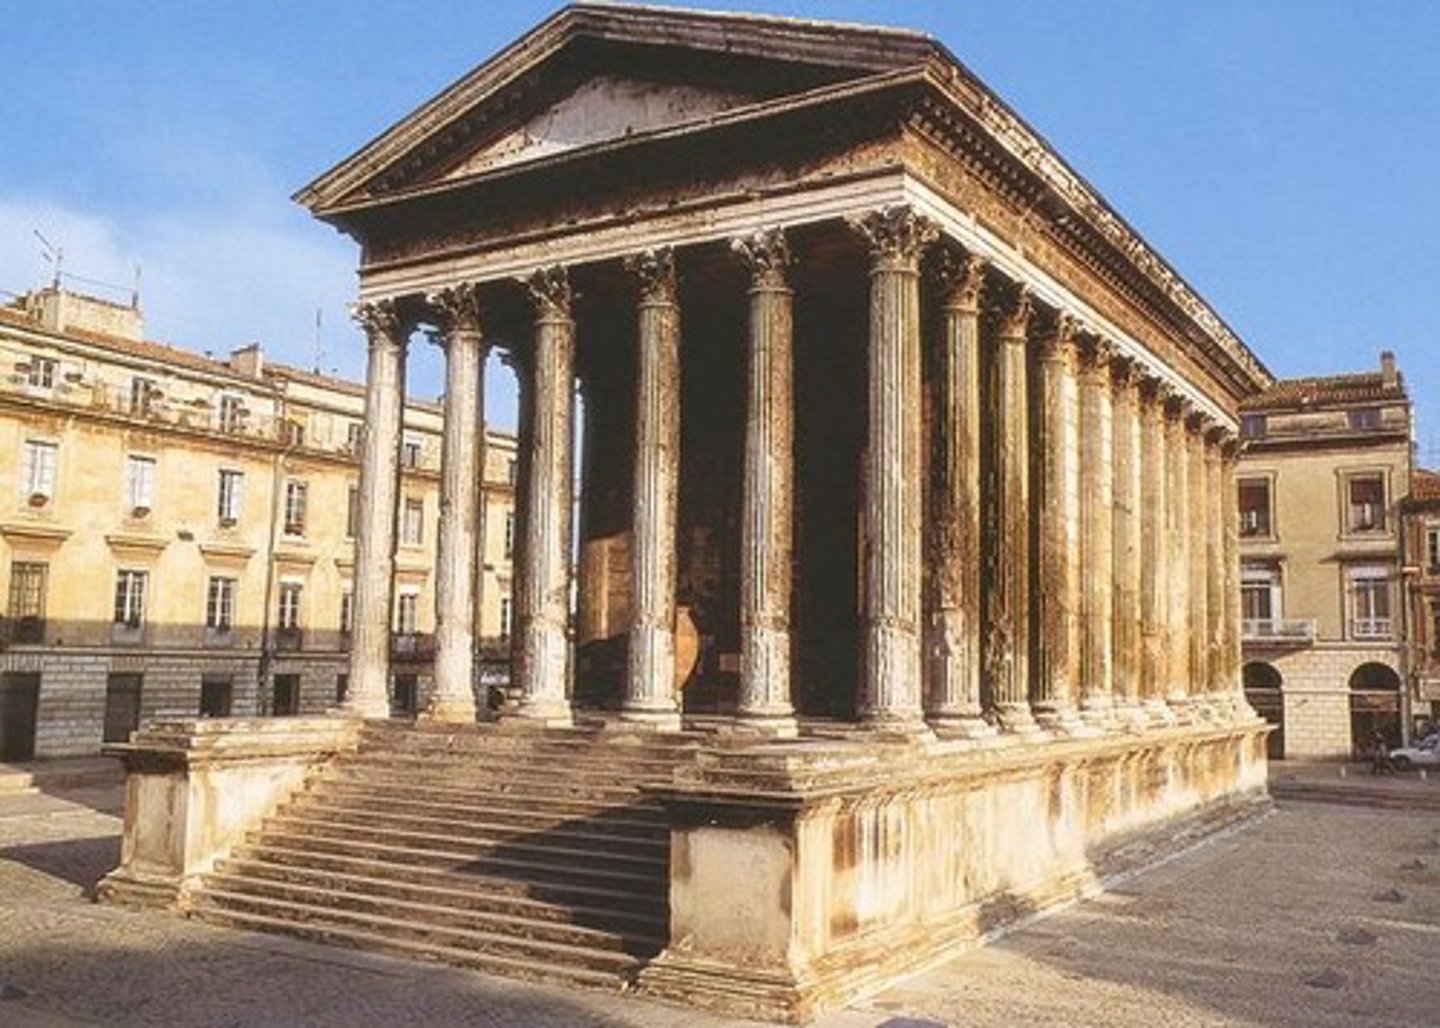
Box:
[102,5,1273,1021]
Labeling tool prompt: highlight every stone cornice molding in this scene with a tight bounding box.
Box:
[426,282,485,339]
[526,265,574,322]
[932,248,986,312]
[625,247,678,306]
[731,227,792,291]
[849,204,938,266]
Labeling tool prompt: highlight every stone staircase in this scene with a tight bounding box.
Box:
[187,720,696,991]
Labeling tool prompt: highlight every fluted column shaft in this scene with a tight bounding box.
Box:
[1138,380,1173,722]
[426,285,484,723]
[1222,440,1250,715]
[852,207,935,730]
[623,249,682,729]
[1110,360,1144,721]
[514,267,576,725]
[733,229,797,733]
[926,252,991,735]
[1186,417,1209,713]
[1033,316,1081,731]
[347,301,407,718]
[1204,431,1226,710]
[1165,400,1193,713]
[989,283,1040,734]
[1079,340,1115,725]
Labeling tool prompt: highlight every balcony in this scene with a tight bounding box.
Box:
[275,626,304,652]
[1351,617,1393,640]
[1241,618,1317,644]
[391,632,436,661]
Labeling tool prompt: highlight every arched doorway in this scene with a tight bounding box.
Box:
[1348,662,1402,755]
[1243,661,1285,760]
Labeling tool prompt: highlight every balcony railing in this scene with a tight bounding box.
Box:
[1242,618,1317,643]
[1351,617,1393,640]
[391,632,436,660]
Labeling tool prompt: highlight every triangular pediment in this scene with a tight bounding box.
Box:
[298,3,940,213]
[444,74,759,180]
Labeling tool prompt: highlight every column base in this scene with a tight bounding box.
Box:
[857,714,934,742]
[419,697,478,725]
[616,704,683,733]
[927,713,998,741]
[994,702,1044,737]
[720,712,800,740]
[340,695,391,720]
[506,698,574,728]
[1111,700,1151,731]
[1035,703,1098,738]
[1166,695,1199,725]
[1079,696,1118,732]
[1142,698,1178,726]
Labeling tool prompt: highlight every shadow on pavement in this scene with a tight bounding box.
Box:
[1,835,121,895]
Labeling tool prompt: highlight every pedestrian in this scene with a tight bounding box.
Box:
[1370,729,1395,775]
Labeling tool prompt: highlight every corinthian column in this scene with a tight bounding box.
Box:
[513,266,576,726]
[1032,313,1084,734]
[1186,413,1210,718]
[1138,376,1174,724]
[1164,396,1194,719]
[347,299,407,719]
[926,249,993,737]
[1204,427,1227,716]
[1110,357,1146,725]
[1222,436,1253,719]
[424,284,484,724]
[988,281,1041,735]
[622,248,682,730]
[850,205,936,731]
[732,228,798,735]
[1078,337,1116,728]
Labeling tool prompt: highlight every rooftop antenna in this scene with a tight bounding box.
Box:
[311,307,324,374]
[131,264,142,310]
[33,229,62,289]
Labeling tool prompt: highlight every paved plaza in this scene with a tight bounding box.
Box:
[0,767,1437,1027]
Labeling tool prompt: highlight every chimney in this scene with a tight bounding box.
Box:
[230,343,264,380]
[1380,350,1398,388]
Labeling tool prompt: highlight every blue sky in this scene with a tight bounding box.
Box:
[3,1,1437,461]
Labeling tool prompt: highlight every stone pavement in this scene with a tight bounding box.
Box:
[1,773,1437,1027]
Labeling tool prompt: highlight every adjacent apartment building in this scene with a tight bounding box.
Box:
[1402,467,1440,733]
[0,286,516,760]
[1238,352,1412,759]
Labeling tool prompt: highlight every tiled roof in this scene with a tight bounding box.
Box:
[1413,469,1440,503]
[1239,370,1406,412]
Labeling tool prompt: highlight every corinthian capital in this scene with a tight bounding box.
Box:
[526,265,573,321]
[1034,311,1080,362]
[848,204,938,264]
[351,298,404,345]
[625,247,677,305]
[933,248,987,312]
[996,282,1035,341]
[732,227,791,289]
[427,282,484,338]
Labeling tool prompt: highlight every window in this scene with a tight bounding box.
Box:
[345,422,363,453]
[1349,566,1391,638]
[7,562,46,643]
[1431,599,1440,657]
[346,485,360,539]
[506,458,517,485]
[1426,524,1440,573]
[335,673,349,704]
[500,595,512,641]
[217,469,243,524]
[218,395,245,433]
[278,582,302,630]
[27,356,56,388]
[504,511,515,559]
[340,589,353,636]
[1238,478,1272,538]
[199,675,233,717]
[272,674,300,716]
[284,479,308,536]
[130,376,156,416]
[396,592,418,636]
[1241,568,1278,624]
[1240,413,1266,439]
[280,419,305,447]
[1346,474,1386,533]
[126,455,156,513]
[401,497,423,546]
[402,437,422,469]
[206,576,237,631]
[113,570,148,628]
[1348,407,1382,431]
[22,439,57,501]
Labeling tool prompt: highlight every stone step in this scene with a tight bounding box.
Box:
[359,721,701,752]
[212,856,666,934]
[222,845,666,916]
[352,738,689,771]
[297,781,668,833]
[185,903,637,991]
[243,828,668,890]
[306,776,668,822]
[258,814,668,874]
[326,762,658,803]
[271,803,666,857]
[197,873,661,955]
